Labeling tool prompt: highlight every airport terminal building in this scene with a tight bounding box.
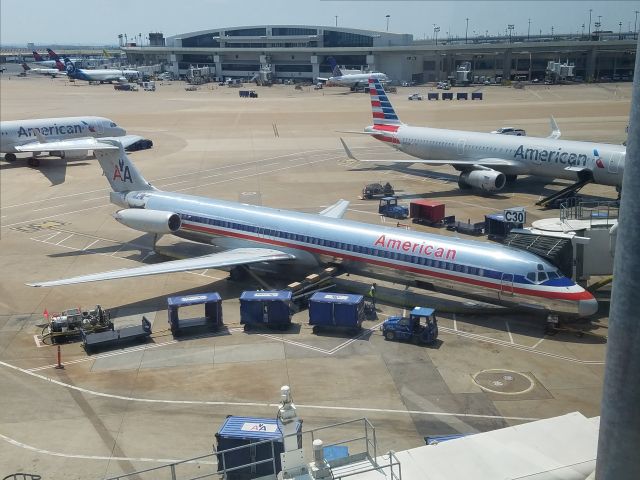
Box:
[123,25,637,83]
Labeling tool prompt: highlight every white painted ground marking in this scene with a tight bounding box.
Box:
[33,204,66,212]
[55,234,74,245]
[439,326,604,364]
[531,336,546,350]
[0,360,536,421]
[82,239,100,251]
[0,432,216,464]
[453,313,458,332]
[505,320,514,344]
[33,335,43,348]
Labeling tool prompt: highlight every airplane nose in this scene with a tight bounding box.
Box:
[115,127,126,136]
[578,296,599,317]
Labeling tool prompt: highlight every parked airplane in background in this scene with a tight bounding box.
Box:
[64,58,139,83]
[319,57,388,90]
[21,63,66,77]
[30,51,58,68]
[27,141,598,319]
[0,116,152,167]
[341,78,625,193]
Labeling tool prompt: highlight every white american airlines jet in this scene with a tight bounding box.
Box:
[341,78,626,193]
[319,58,388,91]
[0,116,152,167]
[27,141,598,319]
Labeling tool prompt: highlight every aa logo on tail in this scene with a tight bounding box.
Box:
[113,157,132,182]
[594,149,605,169]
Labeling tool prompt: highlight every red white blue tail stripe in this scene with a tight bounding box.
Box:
[369,78,402,126]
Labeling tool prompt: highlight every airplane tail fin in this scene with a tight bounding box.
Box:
[64,57,76,74]
[326,57,342,77]
[32,51,44,61]
[46,48,60,60]
[54,59,65,71]
[369,77,402,126]
[94,140,155,193]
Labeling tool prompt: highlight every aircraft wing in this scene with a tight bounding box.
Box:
[15,137,120,153]
[27,248,296,287]
[319,199,350,218]
[339,139,517,167]
[100,134,152,151]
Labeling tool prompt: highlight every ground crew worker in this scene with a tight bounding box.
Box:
[368,283,377,309]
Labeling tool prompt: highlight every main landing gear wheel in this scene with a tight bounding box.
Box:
[4,153,17,162]
[27,157,40,167]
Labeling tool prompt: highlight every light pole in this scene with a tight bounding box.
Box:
[595,21,601,41]
[635,10,639,39]
[465,17,469,44]
[619,21,623,39]
[589,9,592,37]
[582,24,585,37]
[508,24,514,43]
[551,25,554,37]
[386,14,390,32]
[335,15,338,27]
[433,25,440,45]
[527,18,531,41]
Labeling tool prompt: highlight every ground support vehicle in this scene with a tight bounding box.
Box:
[82,317,151,353]
[43,305,113,344]
[381,307,439,345]
[362,182,395,199]
[378,197,408,219]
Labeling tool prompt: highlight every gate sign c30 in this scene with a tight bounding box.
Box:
[504,208,526,224]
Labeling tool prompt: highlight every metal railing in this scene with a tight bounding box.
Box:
[560,199,619,227]
[104,417,401,480]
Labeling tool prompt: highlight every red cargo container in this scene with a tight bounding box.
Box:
[410,200,445,225]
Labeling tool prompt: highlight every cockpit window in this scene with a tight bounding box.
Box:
[526,272,536,283]
[109,122,117,127]
[547,271,559,280]
[537,272,548,283]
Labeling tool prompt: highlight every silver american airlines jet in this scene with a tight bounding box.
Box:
[28,141,598,319]
[0,116,152,167]
[341,78,625,193]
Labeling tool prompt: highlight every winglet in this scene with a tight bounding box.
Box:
[548,116,561,139]
[319,199,350,219]
[340,138,358,161]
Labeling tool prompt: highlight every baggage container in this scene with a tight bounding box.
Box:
[240,291,292,330]
[410,200,445,226]
[215,415,302,478]
[308,292,364,331]
[427,92,439,100]
[167,292,223,336]
[442,92,454,100]
[472,92,484,100]
[456,92,468,100]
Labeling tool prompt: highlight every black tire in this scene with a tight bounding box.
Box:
[4,153,17,162]
[385,330,395,341]
[243,324,251,332]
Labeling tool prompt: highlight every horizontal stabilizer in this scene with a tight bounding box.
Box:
[15,138,120,152]
[27,247,295,287]
[319,199,350,218]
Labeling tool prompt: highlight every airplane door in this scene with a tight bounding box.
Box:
[500,273,514,297]
[456,139,466,157]
[608,152,622,174]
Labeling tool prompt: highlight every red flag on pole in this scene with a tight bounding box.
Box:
[43,309,49,319]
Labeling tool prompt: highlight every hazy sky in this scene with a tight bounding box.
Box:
[1,0,637,45]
